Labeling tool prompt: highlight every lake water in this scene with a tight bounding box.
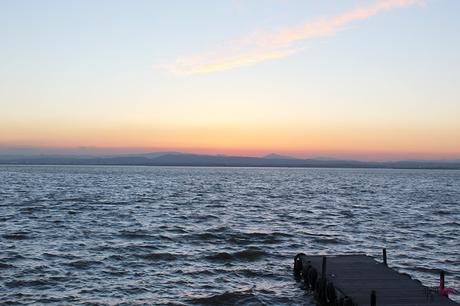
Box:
[0,166,459,305]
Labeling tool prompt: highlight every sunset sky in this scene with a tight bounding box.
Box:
[1,0,459,160]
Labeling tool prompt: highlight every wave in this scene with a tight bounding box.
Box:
[5,279,55,288]
[228,231,291,245]
[135,252,182,261]
[2,232,30,240]
[66,260,101,269]
[188,290,261,305]
[118,229,152,240]
[42,252,78,260]
[311,236,344,245]
[122,244,161,253]
[186,232,222,241]
[205,247,268,262]
[406,266,444,274]
[0,262,15,269]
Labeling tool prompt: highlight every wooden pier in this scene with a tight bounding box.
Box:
[293,252,458,306]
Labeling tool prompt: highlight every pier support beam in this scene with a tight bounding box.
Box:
[371,290,376,306]
[440,270,445,290]
[322,256,327,276]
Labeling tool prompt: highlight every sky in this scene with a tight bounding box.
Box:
[0,0,459,160]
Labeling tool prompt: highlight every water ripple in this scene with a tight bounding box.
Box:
[0,165,459,305]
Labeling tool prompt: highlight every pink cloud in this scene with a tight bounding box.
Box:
[163,0,421,75]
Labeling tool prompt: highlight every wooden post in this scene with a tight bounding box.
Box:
[371,290,376,306]
[439,270,448,297]
[322,256,327,277]
[382,248,387,266]
[440,270,445,290]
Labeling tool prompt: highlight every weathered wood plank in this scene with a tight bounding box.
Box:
[294,254,459,306]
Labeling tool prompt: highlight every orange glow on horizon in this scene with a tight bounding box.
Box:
[1,120,459,161]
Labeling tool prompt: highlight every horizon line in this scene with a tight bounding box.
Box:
[0,146,459,163]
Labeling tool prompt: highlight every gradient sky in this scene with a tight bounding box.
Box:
[1,0,459,160]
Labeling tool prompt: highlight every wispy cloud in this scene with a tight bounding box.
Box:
[163,0,421,75]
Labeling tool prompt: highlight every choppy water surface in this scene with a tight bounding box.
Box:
[0,166,459,305]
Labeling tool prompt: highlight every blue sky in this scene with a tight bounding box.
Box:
[1,0,459,160]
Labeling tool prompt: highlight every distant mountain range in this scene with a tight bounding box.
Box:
[0,152,459,169]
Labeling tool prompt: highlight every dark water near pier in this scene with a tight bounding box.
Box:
[0,166,459,305]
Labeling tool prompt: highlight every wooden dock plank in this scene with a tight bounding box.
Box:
[294,254,459,306]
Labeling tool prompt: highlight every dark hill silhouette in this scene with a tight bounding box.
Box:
[263,153,296,159]
[0,152,459,169]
